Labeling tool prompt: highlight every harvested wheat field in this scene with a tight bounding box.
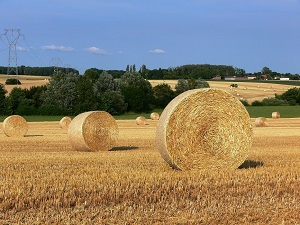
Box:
[0,118,300,224]
[149,80,299,104]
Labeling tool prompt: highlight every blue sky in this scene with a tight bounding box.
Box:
[0,0,299,74]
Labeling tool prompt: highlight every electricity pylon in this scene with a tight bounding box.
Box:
[3,29,22,79]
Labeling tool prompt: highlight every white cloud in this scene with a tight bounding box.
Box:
[149,49,166,54]
[85,46,108,54]
[41,45,74,51]
[16,46,28,51]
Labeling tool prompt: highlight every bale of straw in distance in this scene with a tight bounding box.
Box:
[150,112,160,120]
[3,115,28,137]
[136,116,147,125]
[272,112,280,119]
[59,116,72,130]
[156,88,253,171]
[255,117,267,127]
[68,111,118,151]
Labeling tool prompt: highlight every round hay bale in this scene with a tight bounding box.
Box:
[272,112,280,119]
[156,88,253,171]
[150,112,160,120]
[136,116,147,125]
[255,117,267,127]
[68,111,118,152]
[59,116,72,130]
[3,115,28,137]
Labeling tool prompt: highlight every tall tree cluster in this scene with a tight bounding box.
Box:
[0,70,213,116]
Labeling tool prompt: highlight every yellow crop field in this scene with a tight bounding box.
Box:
[149,80,300,103]
[1,118,300,224]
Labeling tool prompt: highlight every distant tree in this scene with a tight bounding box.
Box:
[6,87,26,114]
[152,83,175,108]
[234,67,246,77]
[42,73,78,114]
[73,75,98,114]
[15,98,36,115]
[93,71,115,96]
[121,71,153,112]
[83,68,102,81]
[175,79,189,95]
[24,85,47,109]
[261,67,272,75]
[0,84,8,114]
[194,78,210,89]
[275,87,300,105]
[98,91,127,115]
[0,84,7,106]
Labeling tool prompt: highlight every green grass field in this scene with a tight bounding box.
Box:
[0,106,299,122]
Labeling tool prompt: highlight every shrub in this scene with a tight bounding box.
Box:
[5,78,21,85]
[240,99,250,106]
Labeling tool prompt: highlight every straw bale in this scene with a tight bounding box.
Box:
[136,116,147,125]
[272,112,280,119]
[68,111,118,151]
[150,112,160,120]
[156,88,253,171]
[59,116,72,130]
[3,115,28,137]
[255,117,267,127]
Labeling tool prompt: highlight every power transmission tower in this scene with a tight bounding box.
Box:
[51,58,62,75]
[3,29,22,79]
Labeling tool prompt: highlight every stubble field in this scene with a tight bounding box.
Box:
[0,118,300,224]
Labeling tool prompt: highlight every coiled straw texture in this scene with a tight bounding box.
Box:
[156,88,253,171]
[59,116,72,130]
[3,115,28,137]
[68,111,118,151]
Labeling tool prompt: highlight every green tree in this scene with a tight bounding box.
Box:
[275,87,300,105]
[175,79,189,95]
[6,87,26,114]
[99,91,127,115]
[152,83,175,108]
[74,75,98,114]
[261,67,272,75]
[121,71,153,112]
[93,71,115,96]
[83,68,102,81]
[24,85,47,109]
[194,78,210,89]
[42,73,78,114]
[0,84,8,115]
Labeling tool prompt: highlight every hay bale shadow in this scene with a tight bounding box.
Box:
[238,160,264,169]
[110,146,139,151]
[24,134,44,137]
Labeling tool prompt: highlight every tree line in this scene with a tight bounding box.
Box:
[0,71,210,116]
[1,64,299,80]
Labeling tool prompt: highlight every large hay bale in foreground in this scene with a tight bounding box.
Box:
[68,111,118,151]
[150,112,160,120]
[59,116,72,130]
[272,112,280,119]
[156,88,253,171]
[136,116,147,125]
[255,117,267,127]
[3,115,28,137]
